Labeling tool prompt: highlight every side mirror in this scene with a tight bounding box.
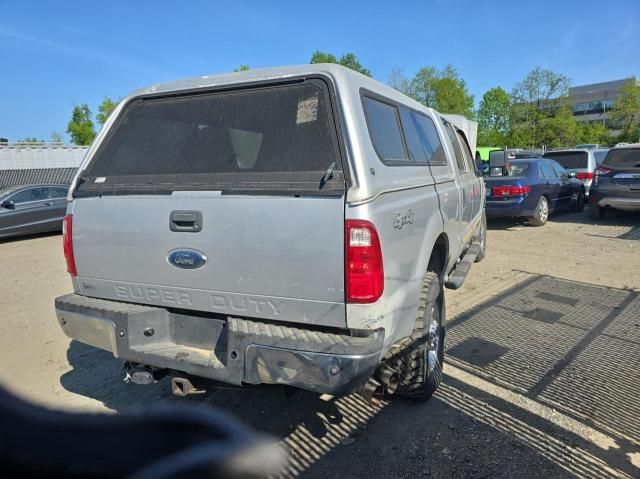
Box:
[568,171,577,178]
[1,200,15,209]
[477,163,489,177]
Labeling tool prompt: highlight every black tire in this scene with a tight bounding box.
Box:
[529,196,549,226]
[589,202,606,220]
[386,271,445,400]
[474,213,487,263]
[573,189,585,212]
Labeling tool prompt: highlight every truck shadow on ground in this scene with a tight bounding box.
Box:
[488,209,640,234]
[60,272,640,478]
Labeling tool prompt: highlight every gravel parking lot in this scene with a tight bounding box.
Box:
[1,209,639,478]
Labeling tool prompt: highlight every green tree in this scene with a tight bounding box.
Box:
[433,65,474,117]
[310,50,338,64]
[510,67,570,148]
[310,50,371,77]
[66,104,96,146]
[538,107,580,148]
[609,78,640,142]
[96,97,118,126]
[336,53,371,77]
[233,65,250,72]
[400,64,474,116]
[407,66,438,107]
[51,131,63,143]
[477,87,511,146]
[578,121,612,145]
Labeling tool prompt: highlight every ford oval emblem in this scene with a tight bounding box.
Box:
[168,249,207,269]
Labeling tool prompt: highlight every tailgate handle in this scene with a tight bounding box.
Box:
[169,210,203,233]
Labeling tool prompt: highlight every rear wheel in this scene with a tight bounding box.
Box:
[387,271,444,400]
[573,189,585,212]
[529,196,549,226]
[589,202,606,220]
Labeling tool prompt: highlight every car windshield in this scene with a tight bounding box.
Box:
[603,148,640,168]
[507,162,529,177]
[543,151,588,169]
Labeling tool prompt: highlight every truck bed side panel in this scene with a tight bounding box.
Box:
[345,184,444,350]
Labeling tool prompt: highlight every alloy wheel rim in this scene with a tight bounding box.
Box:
[539,198,548,222]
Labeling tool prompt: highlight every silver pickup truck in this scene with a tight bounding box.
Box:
[55,64,486,404]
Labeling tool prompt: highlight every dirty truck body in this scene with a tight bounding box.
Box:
[55,64,485,399]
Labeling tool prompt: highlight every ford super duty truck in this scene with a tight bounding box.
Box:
[55,64,486,404]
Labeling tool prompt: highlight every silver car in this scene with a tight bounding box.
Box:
[0,184,68,238]
[543,149,597,196]
[593,148,610,165]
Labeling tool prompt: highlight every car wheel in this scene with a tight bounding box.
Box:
[387,271,444,400]
[573,189,585,212]
[529,196,549,226]
[474,212,487,263]
[589,202,606,220]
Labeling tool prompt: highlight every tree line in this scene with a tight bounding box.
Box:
[53,52,638,147]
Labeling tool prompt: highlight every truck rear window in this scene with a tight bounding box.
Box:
[78,79,344,195]
[543,151,588,169]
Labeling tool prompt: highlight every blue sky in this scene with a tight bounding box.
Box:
[1,0,638,142]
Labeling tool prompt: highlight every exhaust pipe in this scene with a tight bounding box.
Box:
[359,377,384,406]
[374,365,399,395]
[171,377,206,397]
[359,364,399,405]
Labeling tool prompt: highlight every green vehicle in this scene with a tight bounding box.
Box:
[475,147,501,174]
[475,147,501,162]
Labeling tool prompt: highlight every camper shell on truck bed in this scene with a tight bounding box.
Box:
[55,64,485,402]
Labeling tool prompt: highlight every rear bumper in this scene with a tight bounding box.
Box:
[485,196,536,218]
[55,293,383,395]
[594,196,640,211]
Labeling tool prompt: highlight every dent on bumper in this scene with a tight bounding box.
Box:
[55,293,383,395]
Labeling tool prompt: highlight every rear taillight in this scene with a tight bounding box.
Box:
[575,172,594,180]
[492,186,531,196]
[595,166,612,176]
[345,220,383,303]
[63,214,77,276]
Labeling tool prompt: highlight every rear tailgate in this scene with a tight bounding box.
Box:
[544,151,592,180]
[599,148,640,193]
[70,78,348,328]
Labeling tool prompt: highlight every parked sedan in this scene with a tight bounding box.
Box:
[484,158,586,226]
[589,144,640,219]
[0,184,69,239]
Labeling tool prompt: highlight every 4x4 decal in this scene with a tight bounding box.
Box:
[393,210,415,230]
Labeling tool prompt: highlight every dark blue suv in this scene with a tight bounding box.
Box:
[589,144,640,219]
